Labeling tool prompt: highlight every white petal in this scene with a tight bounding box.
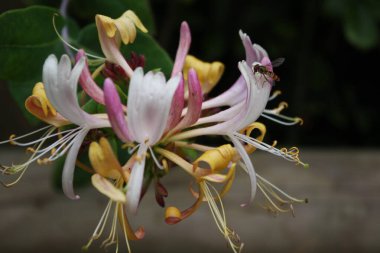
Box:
[127,69,181,144]
[229,134,257,204]
[62,129,88,200]
[43,54,59,111]
[126,143,148,214]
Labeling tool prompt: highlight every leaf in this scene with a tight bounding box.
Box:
[343,3,378,50]
[76,23,102,55]
[0,6,66,82]
[7,79,41,125]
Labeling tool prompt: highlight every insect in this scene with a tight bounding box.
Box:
[252,57,285,83]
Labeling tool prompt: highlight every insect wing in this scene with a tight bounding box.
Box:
[271,57,285,68]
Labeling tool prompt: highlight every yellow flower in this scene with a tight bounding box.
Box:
[25,82,68,127]
[84,137,144,253]
[183,55,225,94]
[96,10,148,46]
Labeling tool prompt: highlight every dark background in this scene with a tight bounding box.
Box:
[1,0,379,147]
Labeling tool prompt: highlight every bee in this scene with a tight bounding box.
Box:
[252,57,285,82]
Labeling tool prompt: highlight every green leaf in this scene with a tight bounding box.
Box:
[7,79,41,125]
[0,6,66,82]
[0,6,72,124]
[76,23,102,55]
[343,3,378,50]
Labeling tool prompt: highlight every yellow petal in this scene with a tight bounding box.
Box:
[91,174,126,203]
[193,144,236,173]
[96,14,117,38]
[96,10,147,46]
[165,206,182,225]
[184,55,225,94]
[89,138,121,179]
[240,122,266,154]
[25,83,68,127]
[124,10,148,33]
[32,82,56,116]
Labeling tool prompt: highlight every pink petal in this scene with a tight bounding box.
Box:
[171,21,192,77]
[170,69,202,132]
[104,78,132,142]
[239,30,258,65]
[76,50,105,105]
[165,77,185,131]
[261,56,273,71]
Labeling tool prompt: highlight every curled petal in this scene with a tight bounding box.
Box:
[25,97,68,127]
[104,78,131,142]
[171,21,191,76]
[165,185,204,225]
[240,122,266,154]
[91,174,126,203]
[76,50,105,105]
[193,144,236,174]
[25,83,68,127]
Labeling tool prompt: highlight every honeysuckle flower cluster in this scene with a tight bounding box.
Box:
[0,9,308,253]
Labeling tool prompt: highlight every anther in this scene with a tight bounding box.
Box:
[9,134,17,145]
[26,147,36,154]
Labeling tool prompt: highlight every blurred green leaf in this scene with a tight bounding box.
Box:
[7,79,41,125]
[343,3,378,50]
[0,6,65,81]
[0,6,69,124]
[76,23,102,55]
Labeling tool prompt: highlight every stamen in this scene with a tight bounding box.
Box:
[149,147,164,170]
[52,14,105,60]
[268,90,282,101]
[0,125,51,145]
[92,63,105,79]
[261,113,303,126]
[200,181,243,253]
[233,133,308,167]
[26,147,36,154]
[83,200,113,251]
[162,159,169,173]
